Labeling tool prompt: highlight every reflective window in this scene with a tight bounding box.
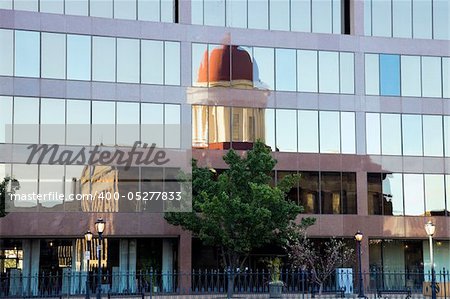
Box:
[12,164,38,209]
[298,110,318,153]
[299,171,319,214]
[413,0,432,39]
[226,0,247,28]
[208,106,231,144]
[402,114,423,156]
[340,52,354,94]
[319,51,339,93]
[138,0,160,22]
[117,38,140,84]
[67,34,91,81]
[141,103,164,146]
[161,0,175,22]
[270,0,289,31]
[320,111,340,153]
[264,109,275,151]
[0,97,12,143]
[192,43,207,87]
[379,54,400,96]
[65,0,88,16]
[422,56,442,98]
[372,0,391,37]
[424,174,445,216]
[142,40,164,85]
[368,173,383,215]
[15,31,40,78]
[275,48,296,91]
[382,173,404,215]
[66,100,91,146]
[40,98,65,145]
[276,109,297,152]
[204,0,225,26]
[41,33,66,79]
[401,56,421,97]
[0,29,13,76]
[332,0,341,34]
[13,0,38,11]
[366,113,381,155]
[117,102,140,146]
[114,0,136,20]
[90,0,113,18]
[342,172,357,214]
[92,101,116,146]
[191,0,203,24]
[363,0,371,35]
[0,0,12,9]
[404,174,425,216]
[423,115,443,157]
[13,97,39,144]
[39,165,65,210]
[312,0,332,33]
[164,42,180,85]
[365,54,380,95]
[445,116,450,157]
[92,37,116,82]
[444,58,450,98]
[381,114,401,155]
[341,112,355,154]
[446,175,450,213]
[321,172,341,214]
[40,0,63,14]
[291,0,311,32]
[392,0,412,38]
[297,50,318,92]
[165,104,181,148]
[253,47,274,90]
[433,0,450,40]
[248,0,268,29]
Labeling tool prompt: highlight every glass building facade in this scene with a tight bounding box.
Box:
[1,0,450,294]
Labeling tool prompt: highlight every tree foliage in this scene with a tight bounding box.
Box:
[0,176,20,217]
[165,141,315,269]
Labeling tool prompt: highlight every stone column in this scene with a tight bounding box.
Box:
[178,232,192,294]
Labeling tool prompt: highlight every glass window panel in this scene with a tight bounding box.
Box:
[312,0,332,33]
[161,0,174,22]
[165,104,181,148]
[299,171,319,213]
[341,112,355,154]
[117,102,140,146]
[41,33,66,79]
[424,174,445,215]
[253,47,274,90]
[276,109,297,152]
[92,37,116,82]
[40,98,65,144]
[270,0,289,31]
[248,0,268,29]
[12,165,38,210]
[372,0,392,37]
[366,113,381,155]
[226,0,247,28]
[445,116,450,157]
[204,0,225,26]
[446,175,450,213]
[67,100,91,145]
[365,54,380,95]
[231,107,256,142]
[39,165,65,209]
[13,0,38,11]
[90,0,113,18]
[209,106,230,150]
[401,56,421,97]
[275,48,296,91]
[164,41,180,85]
[332,0,341,34]
[382,173,404,215]
[40,0,63,13]
[422,56,442,98]
[15,31,40,78]
[117,38,140,83]
[192,43,207,86]
[320,172,341,214]
[191,0,203,24]
[142,40,163,85]
[207,44,228,87]
[340,52,354,94]
[141,103,164,146]
[65,0,88,16]
[231,45,253,85]
[297,50,318,92]
[368,173,382,215]
[341,172,357,214]
[13,97,39,144]
[423,115,443,157]
[264,109,275,151]
[298,110,318,153]
[0,29,13,76]
[114,0,136,19]
[138,0,160,21]
[433,0,450,40]
[412,0,432,39]
[379,54,400,96]
[444,58,450,98]
[402,114,423,156]
[65,165,87,202]
[381,114,401,155]
[404,174,425,216]
[392,0,412,38]
[320,111,340,153]
[0,96,13,143]
[291,0,311,32]
[0,0,12,9]
[192,105,207,148]
[319,51,339,93]
[363,0,372,35]
[67,34,91,80]
[92,101,116,146]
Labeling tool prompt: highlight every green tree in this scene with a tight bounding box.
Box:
[0,176,20,217]
[165,141,315,297]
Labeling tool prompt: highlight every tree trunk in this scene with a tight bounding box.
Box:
[227,267,234,299]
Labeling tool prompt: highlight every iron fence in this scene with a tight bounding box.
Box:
[0,268,449,298]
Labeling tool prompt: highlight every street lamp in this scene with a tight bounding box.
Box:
[425,221,436,299]
[355,231,365,298]
[84,231,93,299]
[95,218,105,299]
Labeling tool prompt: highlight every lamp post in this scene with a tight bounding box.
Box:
[425,221,436,299]
[355,231,365,298]
[84,231,93,299]
[95,218,105,299]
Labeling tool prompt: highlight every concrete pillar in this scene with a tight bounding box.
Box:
[162,239,174,292]
[22,239,40,296]
[178,232,192,294]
